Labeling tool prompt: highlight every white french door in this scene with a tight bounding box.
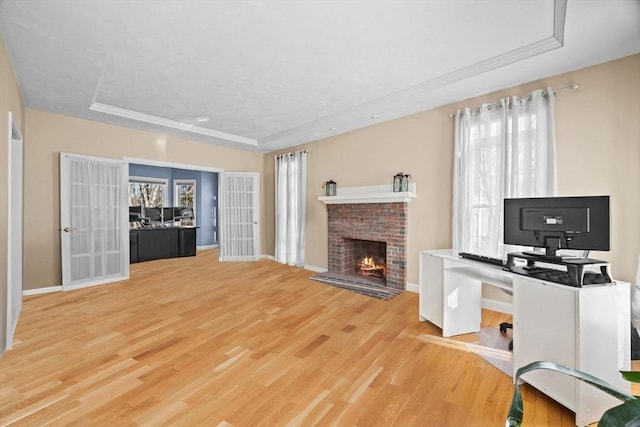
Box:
[60,153,129,290]
[219,172,260,261]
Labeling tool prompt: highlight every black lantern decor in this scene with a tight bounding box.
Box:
[323,180,337,196]
[393,172,411,192]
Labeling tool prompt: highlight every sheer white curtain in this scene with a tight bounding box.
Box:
[453,88,557,258]
[275,150,308,267]
[632,251,640,329]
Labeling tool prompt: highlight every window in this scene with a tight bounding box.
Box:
[128,177,168,208]
[174,179,196,226]
[453,89,557,258]
[466,115,536,251]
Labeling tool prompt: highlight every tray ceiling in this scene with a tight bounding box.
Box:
[0,0,638,152]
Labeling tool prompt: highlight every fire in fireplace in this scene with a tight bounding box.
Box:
[342,238,387,283]
[358,256,386,279]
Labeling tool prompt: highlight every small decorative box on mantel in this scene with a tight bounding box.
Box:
[318,183,416,205]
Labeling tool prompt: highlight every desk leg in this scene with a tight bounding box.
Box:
[442,271,482,337]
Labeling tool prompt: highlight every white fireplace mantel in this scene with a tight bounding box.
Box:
[318,183,416,204]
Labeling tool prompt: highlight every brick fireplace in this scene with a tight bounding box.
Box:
[313,184,414,299]
[327,202,407,291]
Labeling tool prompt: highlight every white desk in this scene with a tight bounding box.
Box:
[419,249,630,427]
[419,249,513,336]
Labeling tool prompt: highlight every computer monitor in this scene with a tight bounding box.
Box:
[162,207,174,222]
[129,205,142,222]
[504,196,610,260]
[174,207,194,220]
[144,207,162,222]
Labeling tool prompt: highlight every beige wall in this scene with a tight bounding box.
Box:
[23,110,265,290]
[0,36,25,350]
[14,53,640,292]
[264,54,640,285]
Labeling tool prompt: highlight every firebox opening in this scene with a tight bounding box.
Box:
[343,238,387,284]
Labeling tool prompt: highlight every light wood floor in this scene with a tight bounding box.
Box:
[0,249,588,426]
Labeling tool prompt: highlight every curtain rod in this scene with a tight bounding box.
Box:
[275,149,309,158]
[448,83,580,118]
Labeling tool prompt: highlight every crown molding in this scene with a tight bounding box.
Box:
[89,102,258,146]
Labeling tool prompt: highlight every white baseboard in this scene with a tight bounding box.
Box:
[405,282,419,293]
[304,264,327,273]
[23,285,62,296]
[197,244,219,250]
[481,298,513,315]
[261,254,276,261]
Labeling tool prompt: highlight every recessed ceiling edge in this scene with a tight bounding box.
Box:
[89,102,258,146]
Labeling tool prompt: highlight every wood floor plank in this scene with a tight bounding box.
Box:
[0,249,581,426]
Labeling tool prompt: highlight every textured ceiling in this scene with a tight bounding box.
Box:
[0,0,638,152]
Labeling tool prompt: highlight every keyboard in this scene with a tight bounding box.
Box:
[458,252,505,267]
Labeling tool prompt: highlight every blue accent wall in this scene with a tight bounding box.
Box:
[129,164,171,180]
[128,163,218,246]
[199,171,218,246]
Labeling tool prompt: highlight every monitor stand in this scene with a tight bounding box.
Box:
[522,236,568,262]
[506,252,611,287]
[522,251,574,263]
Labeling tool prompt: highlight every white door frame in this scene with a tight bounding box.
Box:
[6,112,23,351]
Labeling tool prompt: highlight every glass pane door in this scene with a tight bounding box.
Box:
[60,153,129,289]
[219,172,260,261]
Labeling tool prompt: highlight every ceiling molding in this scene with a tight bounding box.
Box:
[89,102,258,146]
[260,0,567,147]
[554,0,567,45]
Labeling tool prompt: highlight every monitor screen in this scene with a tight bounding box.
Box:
[174,207,194,219]
[144,207,162,222]
[504,196,609,258]
[129,205,142,222]
[162,207,174,222]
